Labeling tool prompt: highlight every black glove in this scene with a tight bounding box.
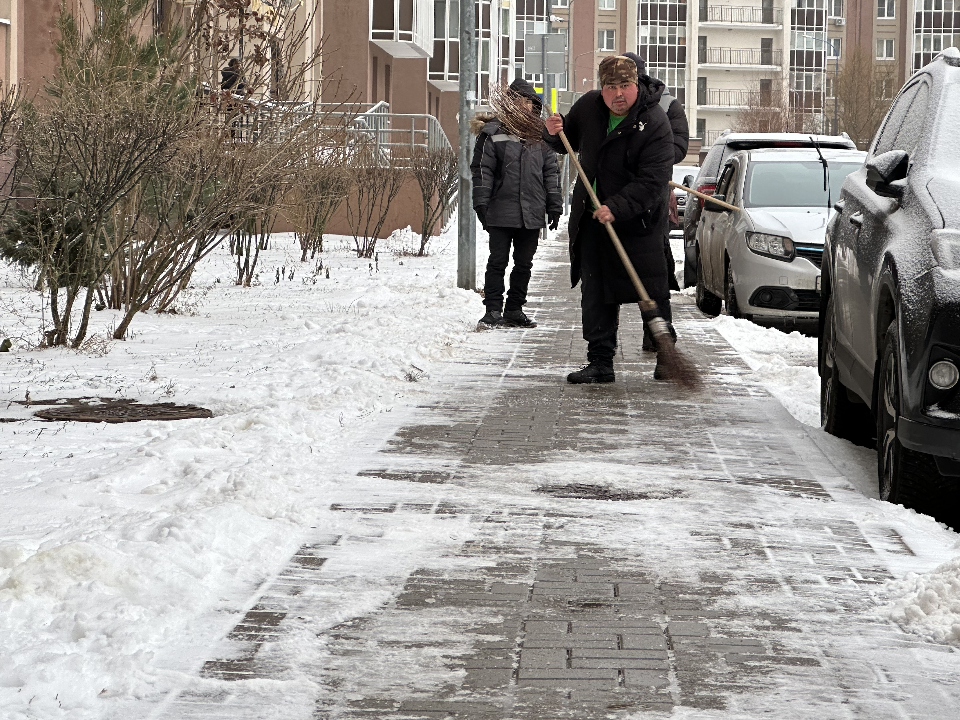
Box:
[548,213,561,231]
[475,206,487,229]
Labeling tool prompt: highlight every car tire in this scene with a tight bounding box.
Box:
[725,262,741,319]
[820,294,873,446]
[876,320,955,516]
[695,249,722,317]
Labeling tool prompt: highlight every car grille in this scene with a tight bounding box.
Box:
[749,287,821,312]
[795,245,823,268]
[794,290,821,311]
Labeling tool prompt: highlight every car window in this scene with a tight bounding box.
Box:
[930,84,960,173]
[891,82,930,156]
[716,163,734,197]
[744,161,865,208]
[873,81,921,156]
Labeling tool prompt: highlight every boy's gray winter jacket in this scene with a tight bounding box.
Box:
[470,88,562,229]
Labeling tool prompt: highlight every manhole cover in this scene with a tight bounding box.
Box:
[534,483,685,501]
[30,398,212,423]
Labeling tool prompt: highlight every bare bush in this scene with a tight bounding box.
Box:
[287,146,352,261]
[734,80,796,133]
[346,146,407,259]
[410,147,457,256]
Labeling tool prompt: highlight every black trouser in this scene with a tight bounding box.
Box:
[580,221,671,366]
[483,226,540,311]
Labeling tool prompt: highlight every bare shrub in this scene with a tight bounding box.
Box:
[346,146,407,259]
[409,147,458,256]
[734,80,796,133]
[287,146,352,261]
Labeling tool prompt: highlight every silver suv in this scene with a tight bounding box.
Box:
[694,147,866,329]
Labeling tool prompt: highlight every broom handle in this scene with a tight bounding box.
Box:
[556,130,657,311]
[668,180,740,212]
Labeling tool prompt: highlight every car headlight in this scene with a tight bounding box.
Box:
[745,232,795,261]
[930,360,959,390]
[932,230,960,270]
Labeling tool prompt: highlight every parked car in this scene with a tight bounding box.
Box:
[820,48,960,518]
[682,131,858,288]
[672,164,697,224]
[694,147,866,329]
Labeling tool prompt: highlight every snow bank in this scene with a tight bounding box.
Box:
[0,221,490,717]
[882,556,960,645]
[710,315,820,427]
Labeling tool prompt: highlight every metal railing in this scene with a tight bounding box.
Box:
[203,96,459,233]
[700,88,765,107]
[703,129,727,146]
[699,47,782,66]
[703,5,783,24]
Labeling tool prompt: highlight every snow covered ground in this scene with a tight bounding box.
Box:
[1,219,958,719]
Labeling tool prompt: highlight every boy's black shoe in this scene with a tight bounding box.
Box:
[566,362,615,384]
[478,310,503,329]
[502,309,537,328]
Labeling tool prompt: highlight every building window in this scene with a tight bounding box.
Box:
[828,0,844,16]
[598,29,616,50]
[876,38,895,59]
[828,37,841,58]
[877,0,895,18]
[599,0,616,9]
[554,0,569,6]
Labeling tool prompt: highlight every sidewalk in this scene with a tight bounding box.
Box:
[159,233,960,719]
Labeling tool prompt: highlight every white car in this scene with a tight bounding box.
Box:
[694,147,867,329]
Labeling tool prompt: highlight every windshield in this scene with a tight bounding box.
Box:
[673,165,697,184]
[744,160,864,208]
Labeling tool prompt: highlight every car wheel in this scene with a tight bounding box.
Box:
[875,320,955,516]
[725,262,741,318]
[820,294,873,446]
[683,243,696,288]
[695,250,722,317]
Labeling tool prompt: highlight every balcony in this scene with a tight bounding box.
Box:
[371,0,434,57]
[698,88,764,108]
[699,47,782,68]
[701,5,783,26]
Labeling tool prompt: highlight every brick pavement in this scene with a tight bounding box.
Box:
[159,234,960,719]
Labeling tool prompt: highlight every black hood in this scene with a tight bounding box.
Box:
[637,74,666,111]
[509,78,543,109]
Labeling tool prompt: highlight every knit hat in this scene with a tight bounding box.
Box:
[623,52,646,76]
[598,55,639,87]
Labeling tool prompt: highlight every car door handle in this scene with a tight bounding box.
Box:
[849,211,863,228]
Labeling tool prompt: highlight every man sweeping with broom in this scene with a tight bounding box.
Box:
[544,55,677,384]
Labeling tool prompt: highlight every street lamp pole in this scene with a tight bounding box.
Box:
[457,0,477,290]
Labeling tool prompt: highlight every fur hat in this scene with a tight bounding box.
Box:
[598,55,638,87]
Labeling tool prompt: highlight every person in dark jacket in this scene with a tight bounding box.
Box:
[220,58,245,92]
[471,78,563,329]
[544,56,675,383]
[623,53,690,351]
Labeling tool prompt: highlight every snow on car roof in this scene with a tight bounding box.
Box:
[740,147,867,162]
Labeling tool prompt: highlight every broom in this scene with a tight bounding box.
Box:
[555,130,703,391]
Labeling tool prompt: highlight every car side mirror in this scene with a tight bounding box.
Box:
[683,175,695,187]
[866,150,909,198]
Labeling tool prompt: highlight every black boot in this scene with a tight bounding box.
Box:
[478,309,502,329]
[642,325,656,352]
[502,309,537,328]
[567,362,615,384]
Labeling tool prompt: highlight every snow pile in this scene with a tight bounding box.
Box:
[711,315,820,426]
[882,556,960,645]
[0,222,491,717]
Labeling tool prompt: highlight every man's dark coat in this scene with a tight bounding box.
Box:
[543,78,675,304]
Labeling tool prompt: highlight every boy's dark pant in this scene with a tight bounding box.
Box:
[483,227,540,311]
